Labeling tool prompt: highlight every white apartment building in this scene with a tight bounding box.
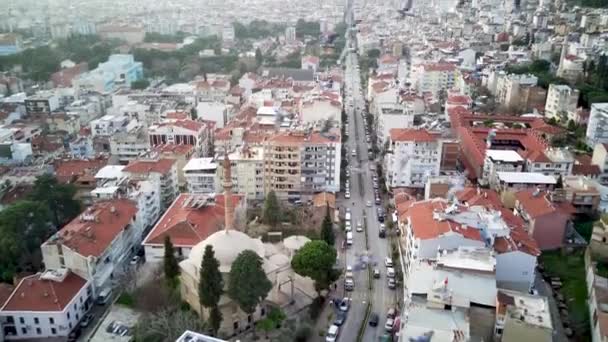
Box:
[587,103,608,146]
[544,84,580,122]
[109,121,150,164]
[123,159,179,210]
[410,63,459,98]
[184,158,219,194]
[385,129,442,188]
[482,150,525,187]
[592,143,608,184]
[299,98,342,124]
[216,146,265,201]
[495,289,553,341]
[495,73,538,108]
[89,115,130,137]
[523,148,575,177]
[376,103,415,145]
[0,269,92,340]
[196,100,230,128]
[40,199,141,294]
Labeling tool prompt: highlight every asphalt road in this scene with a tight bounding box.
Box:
[336,49,394,342]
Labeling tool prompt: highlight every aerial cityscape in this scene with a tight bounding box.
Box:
[1,0,608,341]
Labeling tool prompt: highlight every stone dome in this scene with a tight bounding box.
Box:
[188,230,265,273]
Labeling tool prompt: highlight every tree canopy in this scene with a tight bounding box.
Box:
[227,250,272,315]
[29,174,81,227]
[291,240,337,294]
[263,190,281,227]
[233,20,286,40]
[296,19,321,38]
[320,205,335,246]
[164,236,180,287]
[199,245,224,332]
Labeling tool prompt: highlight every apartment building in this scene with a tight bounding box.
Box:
[109,122,150,164]
[544,84,579,122]
[184,158,218,194]
[74,54,143,93]
[587,103,608,146]
[494,289,553,341]
[24,92,60,115]
[216,146,265,201]
[89,115,130,137]
[263,129,341,200]
[410,62,460,98]
[481,150,525,187]
[0,270,92,340]
[385,129,442,189]
[123,159,179,210]
[592,143,608,184]
[376,103,415,145]
[495,73,540,110]
[148,119,211,155]
[522,148,575,177]
[40,200,140,294]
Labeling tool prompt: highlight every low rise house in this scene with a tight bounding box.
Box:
[494,289,553,341]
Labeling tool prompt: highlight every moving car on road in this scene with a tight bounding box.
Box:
[369,313,379,327]
[339,298,350,312]
[373,268,381,278]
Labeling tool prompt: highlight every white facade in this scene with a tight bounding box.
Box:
[587,103,608,146]
[385,131,442,188]
[545,84,579,122]
[376,103,415,145]
[90,115,129,137]
[410,63,460,98]
[184,158,218,194]
[482,150,525,187]
[109,122,150,164]
[495,250,537,291]
[495,73,538,108]
[216,147,265,201]
[299,99,341,124]
[196,101,228,128]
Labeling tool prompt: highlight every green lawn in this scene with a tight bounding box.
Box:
[540,250,590,338]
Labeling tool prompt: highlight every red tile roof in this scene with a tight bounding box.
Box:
[54,199,137,257]
[423,63,456,72]
[573,164,601,176]
[123,159,176,174]
[54,157,109,183]
[152,144,195,156]
[0,283,14,308]
[1,272,87,312]
[515,190,575,218]
[144,193,243,246]
[400,199,483,241]
[389,128,440,142]
[157,119,205,132]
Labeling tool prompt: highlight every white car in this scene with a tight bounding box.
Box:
[356,221,363,232]
[345,221,352,232]
[366,200,372,207]
[346,265,354,278]
[385,257,393,267]
[326,325,339,342]
[345,192,351,199]
[384,318,395,332]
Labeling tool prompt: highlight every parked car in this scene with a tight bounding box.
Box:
[80,313,94,328]
[379,228,386,238]
[345,278,355,291]
[326,325,340,342]
[385,318,395,332]
[67,328,81,342]
[373,269,381,279]
[345,266,354,278]
[366,200,372,207]
[339,298,350,312]
[388,278,396,289]
[369,313,379,327]
[334,312,347,326]
[345,192,351,199]
[385,257,393,267]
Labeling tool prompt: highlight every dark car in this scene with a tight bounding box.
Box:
[369,313,379,327]
[334,312,347,326]
[379,228,386,238]
[67,328,81,342]
[80,313,94,328]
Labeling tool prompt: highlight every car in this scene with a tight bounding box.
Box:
[130,255,140,266]
[385,257,393,267]
[385,318,395,332]
[380,223,386,230]
[369,313,379,327]
[67,328,81,342]
[80,313,94,328]
[339,298,350,312]
[346,207,351,214]
[366,200,372,207]
[346,265,354,278]
[334,312,347,326]
[375,197,381,205]
[345,192,351,199]
[344,278,355,291]
[387,267,395,278]
[373,268,381,278]
[379,228,386,238]
[388,278,396,289]
[345,222,352,232]
[326,324,340,342]
[351,149,356,156]
[387,308,396,319]
[356,221,363,232]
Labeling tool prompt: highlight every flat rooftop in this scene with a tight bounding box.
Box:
[497,172,556,184]
[486,150,523,163]
[183,158,217,172]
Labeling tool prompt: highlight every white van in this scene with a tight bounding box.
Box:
[387,267,395,278]
[96,288,112,305]
[346,232,353,246]
[345,212,351,221]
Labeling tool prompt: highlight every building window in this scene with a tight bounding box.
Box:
[34,317,39,324]
[233,321,239,330]
[67,312,70,319]
[21,328,26,335]
[51,328,56,334]
[49,317,54,324]
[19,317,24,324]
[36,328,41,335]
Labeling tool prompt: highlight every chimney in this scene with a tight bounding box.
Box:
[223,153,234,231]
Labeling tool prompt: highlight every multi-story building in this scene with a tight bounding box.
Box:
[285,26,297,43]
[587,103,608,146]
[385,129,442,189]
[0,33,21,56]
[216,146,265,201]
[376,103,415,145]
[592,143,608,184]
[495,73,539,110]
[0,269,92,340]
[40,200,140,294]
[74,54,143,93]
[24,92,60,115]
[494,289,553,341]
[123,159,179,210]
[109,122,150,164]
[184,158,218,194]
[544,84,579,122]
[148,119,212,155]
[522,148,575,177]
[482,150,525,187]
[410,62,459,98]
[263,129,341,200]
[89,115,130,137]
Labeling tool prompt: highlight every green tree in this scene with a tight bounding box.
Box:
[367,48,381,59]
[208,306,223,336]
[29,174,81,227]
[198,245,223,334]
[131,79,150,90]
[291,240,337,295]
[263,191,281,227]
[164,236,180,287]
[0,200,51,281]
[257,307,286,338]
[320,205,335,246]
[255,48,264,67]
[227,250,273,334]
